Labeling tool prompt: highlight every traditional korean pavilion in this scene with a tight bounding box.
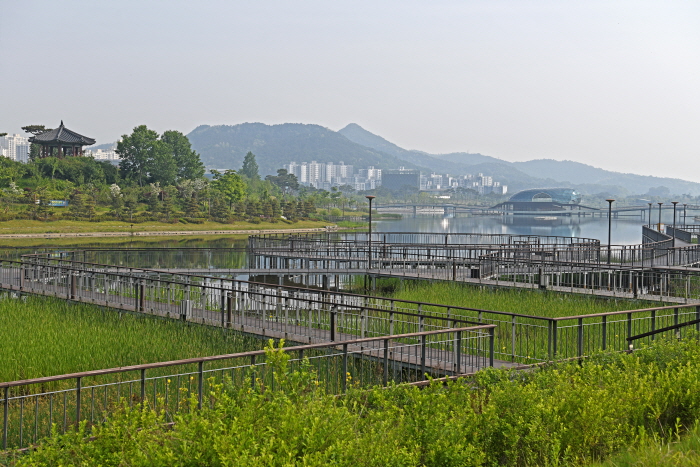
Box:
[28,121,96,158]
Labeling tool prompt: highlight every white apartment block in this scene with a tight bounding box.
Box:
[0,134,30,163]
[89,148,119,161]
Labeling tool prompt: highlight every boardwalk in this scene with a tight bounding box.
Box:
[0,265,509,376]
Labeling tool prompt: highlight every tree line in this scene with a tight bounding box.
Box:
[0,124,318,224]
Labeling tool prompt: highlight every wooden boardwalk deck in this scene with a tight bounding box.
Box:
[0,274,516,375]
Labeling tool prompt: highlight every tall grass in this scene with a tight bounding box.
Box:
[388,280,655,318]
[0,294,264,382]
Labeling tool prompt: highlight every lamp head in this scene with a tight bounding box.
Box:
[365,195,376,200]
[606,199,615,204]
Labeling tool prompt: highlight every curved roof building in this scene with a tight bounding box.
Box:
[508,188,581,205]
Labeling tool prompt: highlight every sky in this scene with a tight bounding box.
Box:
[1,0,699,180]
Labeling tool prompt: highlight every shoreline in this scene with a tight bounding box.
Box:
[0,226,337,239]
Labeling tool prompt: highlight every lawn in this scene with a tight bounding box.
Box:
[0,219,331,236]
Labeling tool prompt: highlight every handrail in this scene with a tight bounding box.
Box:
[0,325,495,389]
[627,318,700,343]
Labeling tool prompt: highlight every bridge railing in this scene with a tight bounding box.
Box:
[7,250,700,365]
[0,325,495,451]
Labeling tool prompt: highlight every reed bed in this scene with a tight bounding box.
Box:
[0,294,265,383]
[387,280,655,318]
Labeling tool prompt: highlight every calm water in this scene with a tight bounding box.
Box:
[375,214,666,245]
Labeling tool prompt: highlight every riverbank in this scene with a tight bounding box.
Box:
[0,220,335,239]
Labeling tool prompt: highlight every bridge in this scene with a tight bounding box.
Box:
[376,202,700,219]
[4,225,700,450]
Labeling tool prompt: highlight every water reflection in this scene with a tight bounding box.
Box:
[375,214,648,245]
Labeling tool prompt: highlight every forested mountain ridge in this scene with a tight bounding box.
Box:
[339,124,700,196]
[186,123,423,176]
[185,122,700,195]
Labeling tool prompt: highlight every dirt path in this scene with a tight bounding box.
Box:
[0,226,337,239]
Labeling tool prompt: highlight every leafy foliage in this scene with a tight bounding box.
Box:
[15,338,700,466]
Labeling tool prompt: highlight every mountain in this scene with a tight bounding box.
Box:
[185,121,700,196]
[186,123,424,176]
[513,159,700,196]
[338,123,489,174]
[339,124,700,196]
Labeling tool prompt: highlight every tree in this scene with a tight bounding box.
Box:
[161,130,205,181]
[117,125,162,187]
[21,125,51,136]
[211,170,247,209]
[265,169,299,193]
[240,152,260,180]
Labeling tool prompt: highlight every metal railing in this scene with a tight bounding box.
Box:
[5,252,700,366]
[1,325,495,450]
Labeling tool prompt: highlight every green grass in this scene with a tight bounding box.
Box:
[0,218,330,236]
[386,280,655,318]
[589,423,700,466]
[12,337,700,466]
[0,294,264,382]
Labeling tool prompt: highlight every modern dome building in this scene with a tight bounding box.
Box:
[495,188,581,212]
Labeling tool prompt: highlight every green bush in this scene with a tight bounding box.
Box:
[13,338,700,466]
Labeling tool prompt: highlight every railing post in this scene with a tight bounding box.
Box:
[226,292,233,328]
[139,280,146,312]
[577,318,584,358]
[250,355,256,391]
[330,306,336,342]
[511,315,516,362]
[420,334,426,378]
[198,361,203,410]
[383,339,389,386]
[140,369,146,406]
[627,312,633,348]
[602,315,607,350]
[696,305,700,334]
[3,387,8,450]
[76,377,82,427]
[489,327,494,367]
[552,320,558,359]
[342,344,348,392]
[70,271,77,300]
[455,330,462,374]
[651,309,656,341]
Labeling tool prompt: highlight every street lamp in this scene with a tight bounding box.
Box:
[366,195,375,270]
[684,204,688,226]
[672,201,679,247]
[658,202,663,232]
[647,203,652,227]
[606,199,614,264]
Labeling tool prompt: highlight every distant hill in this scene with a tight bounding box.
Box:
[187,123,424,175]
[340,124,700,196]
[184,122,700,196]
[512,159,700,196]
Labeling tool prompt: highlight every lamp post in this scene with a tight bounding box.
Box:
[606,199,614,264]
[658,202,663,232]
[366,195,375,270]
[672,201,679,247]
[684,203,687,225]
[647,203,652,227]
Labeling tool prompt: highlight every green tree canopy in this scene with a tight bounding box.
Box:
[117,126,180,186]
[117,125,161,186]
[161,130,205,181]
[211,169,247,209]
[240,152,260,180]
[21,125,51,136]
[265,168,299,193]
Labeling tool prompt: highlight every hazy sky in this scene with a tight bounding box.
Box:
[2,1,698,180]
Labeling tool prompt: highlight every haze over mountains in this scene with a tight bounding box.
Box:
[180,123,699,196]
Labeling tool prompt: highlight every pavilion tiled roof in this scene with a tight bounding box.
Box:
[29,121,96,145]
